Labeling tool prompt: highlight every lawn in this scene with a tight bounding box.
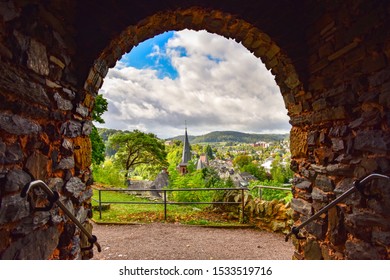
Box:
[91,187,244,226]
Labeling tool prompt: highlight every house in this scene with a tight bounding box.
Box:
[196,154,209,170]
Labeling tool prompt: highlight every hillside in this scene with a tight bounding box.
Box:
[97,127,288,144]
[168,131,289,144]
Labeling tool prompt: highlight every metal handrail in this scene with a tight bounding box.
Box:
[21,180,101,252]
[94,187,248,222]
[250,185,291,200]
[285,173,390,242]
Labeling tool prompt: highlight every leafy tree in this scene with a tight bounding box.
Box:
[90,126,105,165]
[240,163,267,181]
[92,94,108,124]
[270,155,293,184]
[90,94,108,165]
[204,144,214,160]
[233,155,252,169]
[108,130,167,181]
[201,167,221,188]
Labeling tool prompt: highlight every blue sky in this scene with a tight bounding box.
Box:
[120,31,181,79]
[98,30,290,139]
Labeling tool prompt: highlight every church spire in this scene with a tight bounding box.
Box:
[181,121,191,164]
[178,121,191,175]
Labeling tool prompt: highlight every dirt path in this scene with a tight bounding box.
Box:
[91,223,294,260]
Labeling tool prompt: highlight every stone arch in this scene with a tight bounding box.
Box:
[1,0,390,261]
[84,7,303,116]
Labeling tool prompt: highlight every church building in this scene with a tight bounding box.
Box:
[177,126,191,175]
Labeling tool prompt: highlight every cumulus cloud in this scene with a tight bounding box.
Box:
[97,30,290,138]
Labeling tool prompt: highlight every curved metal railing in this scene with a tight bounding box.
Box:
[21,180,101,252]
[285,173,390,242]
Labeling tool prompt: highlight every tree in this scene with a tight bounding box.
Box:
[90,94,108,165]
[92,94,108,124]
[204,144,214,160]
[90,126,105,165]
[233,154,252,169]
[108,130,167,181]
[241,163,267,181]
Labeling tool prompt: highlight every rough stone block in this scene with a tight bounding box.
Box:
[0,227,59,259]
[312,187,334,202]
[331,138,344,152]
[73,136,92,170]
[294,178,312,190]
[65,177,86,198]
[0,140,23,164]
[0,194,30,223]
[314,146,334,165]
[291,198,312,216]
[315,175,334,192]
[328,206,347,246]
[57,157,75,170]
[0,113,41,135]
[306,219,327,240]
[76,104,89,117]
[290,127,308,158]
[303,238,323,260]
[5,169,31,193]
[354,130,390,153]
[54,92,73,111]
[345,239,382,260]
[82,121,93,136]
[61,121,82,138]
[27,39,49,76]
[25,152,48,180]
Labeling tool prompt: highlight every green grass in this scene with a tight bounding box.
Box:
[91,188,243,226]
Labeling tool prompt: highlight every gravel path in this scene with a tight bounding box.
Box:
[91,223,294,260]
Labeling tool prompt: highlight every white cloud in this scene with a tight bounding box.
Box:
[97,30,290,138]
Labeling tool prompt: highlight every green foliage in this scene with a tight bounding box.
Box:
[240,163,267,181]
[249,180,292,202]
[90,126,106,165]
[233,155,252,169]
[167,131,288,144]
[92,159,126,187]
[270,155,293,184]
[90,94,108,165]
[108,130,167,180]
[204,145,214,159]
[92,94,108,124]
[166,144,183,173]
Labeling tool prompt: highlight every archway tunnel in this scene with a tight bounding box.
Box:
[0,0,389,260]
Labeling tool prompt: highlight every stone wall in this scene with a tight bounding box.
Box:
[0,1,95,259]
[246,198,293,234]
[0,0,389,260]
[219,190,293,234]
[289,1,390,260]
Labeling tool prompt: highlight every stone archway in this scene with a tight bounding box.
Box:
[0,1,389,260]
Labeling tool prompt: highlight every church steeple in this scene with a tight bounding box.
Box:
[181,122,191,164]
[178,121,191,175]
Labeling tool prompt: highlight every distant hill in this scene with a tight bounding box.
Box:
[97,128,289,144]
[167,131,289,144]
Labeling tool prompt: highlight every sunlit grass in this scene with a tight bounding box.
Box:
[91,188,243,226]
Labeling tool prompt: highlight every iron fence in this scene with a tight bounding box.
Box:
[250,185,292,200]
[93,187,248,222]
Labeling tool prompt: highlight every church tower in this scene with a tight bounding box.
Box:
[178,123,191,175]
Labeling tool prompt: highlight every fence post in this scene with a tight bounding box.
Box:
[259,187,263,200]
[99,189,102,219]
[241,188,245,223]
[163,190,167,221]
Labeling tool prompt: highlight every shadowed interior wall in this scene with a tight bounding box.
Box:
[0,0,389,259]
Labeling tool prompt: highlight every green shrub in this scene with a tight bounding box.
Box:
[92,159,126,188]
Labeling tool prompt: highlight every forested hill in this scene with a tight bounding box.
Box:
[168,131,289,144]
[97,128,288,144]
